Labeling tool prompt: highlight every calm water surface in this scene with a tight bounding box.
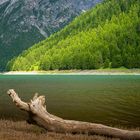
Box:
[0,75,140,128]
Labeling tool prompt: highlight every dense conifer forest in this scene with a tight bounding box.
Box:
[7,0,140,71]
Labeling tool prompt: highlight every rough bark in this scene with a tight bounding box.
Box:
[7,89,140,140]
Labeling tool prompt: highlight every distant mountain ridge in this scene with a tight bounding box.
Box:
[0,0,102,71]
[8,0,140,71]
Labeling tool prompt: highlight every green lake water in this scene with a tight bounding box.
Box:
[0,75,140,128]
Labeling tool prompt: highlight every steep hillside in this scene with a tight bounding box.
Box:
[0,0,101,71]
[8,0,140,71]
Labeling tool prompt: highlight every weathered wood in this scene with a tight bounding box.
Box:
[7,89,140,140]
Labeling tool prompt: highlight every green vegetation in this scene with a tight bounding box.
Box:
[7,0,140,71]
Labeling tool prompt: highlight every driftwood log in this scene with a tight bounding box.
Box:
[7,89,140,140]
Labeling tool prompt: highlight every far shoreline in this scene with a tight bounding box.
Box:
[1,69,140,75]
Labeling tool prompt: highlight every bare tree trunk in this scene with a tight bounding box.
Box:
[7,89,140,140]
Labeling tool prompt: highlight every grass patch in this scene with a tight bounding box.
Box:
[0,119,121,140]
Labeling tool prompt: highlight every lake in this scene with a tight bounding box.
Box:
[0,75,140,128]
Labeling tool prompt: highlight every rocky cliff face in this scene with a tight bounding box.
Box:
[0,0,102,70]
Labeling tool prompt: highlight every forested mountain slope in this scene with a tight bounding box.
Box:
[0,0,101,71]
[8,0,140,71]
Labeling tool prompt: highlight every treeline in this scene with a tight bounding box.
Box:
[7,0,140,71]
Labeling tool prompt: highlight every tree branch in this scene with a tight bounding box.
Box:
[7,89,140,140]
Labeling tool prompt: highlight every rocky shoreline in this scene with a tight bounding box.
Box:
[1,69,140,75]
